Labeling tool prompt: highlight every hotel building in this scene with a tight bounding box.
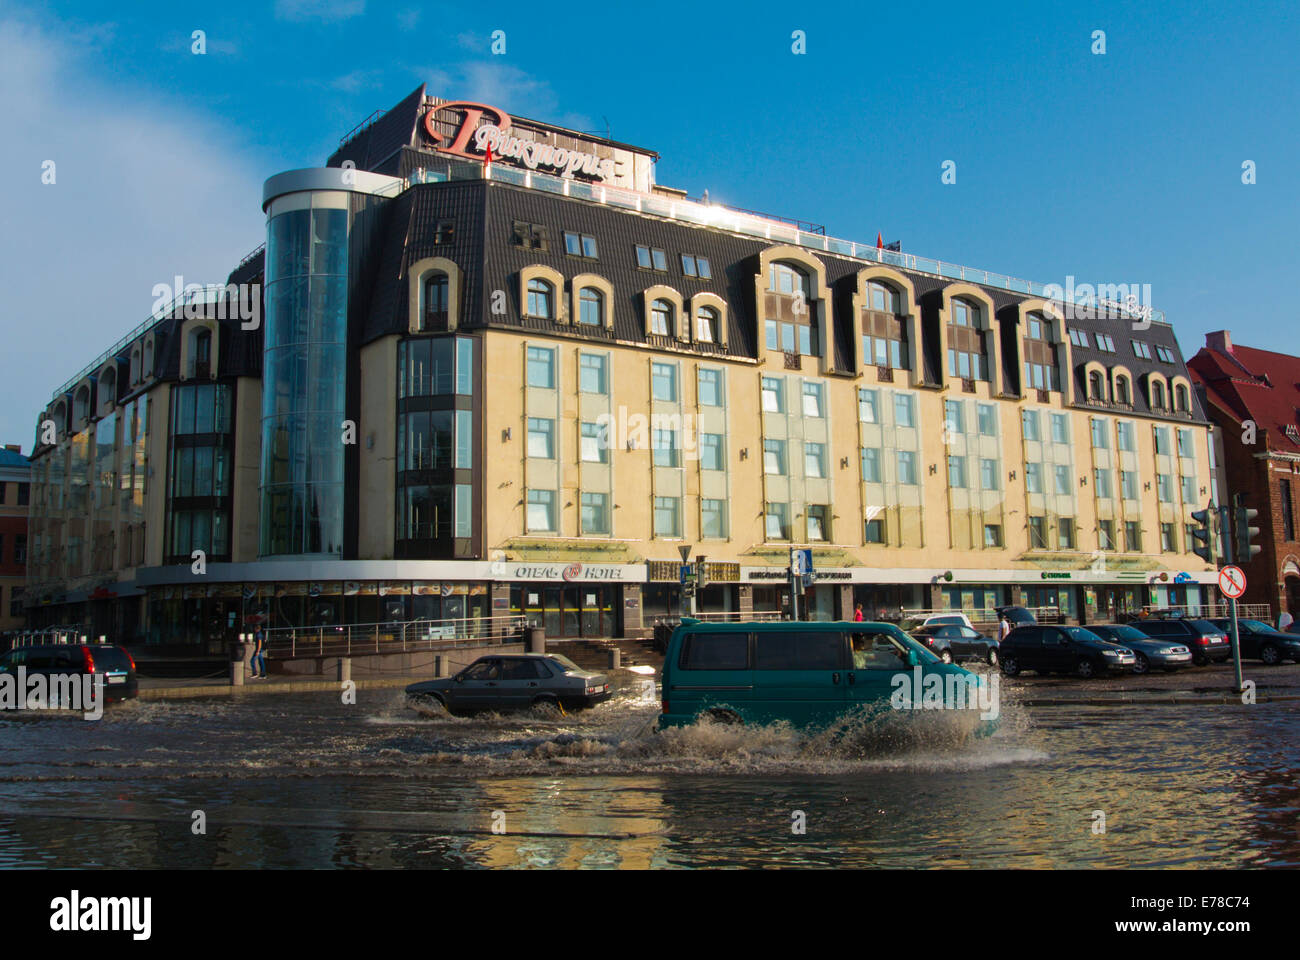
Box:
[22,86,1218,647]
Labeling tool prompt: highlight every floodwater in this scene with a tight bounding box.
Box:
[1,672,1297,868]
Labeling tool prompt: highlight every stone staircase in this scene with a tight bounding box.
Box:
[549,637,663,674]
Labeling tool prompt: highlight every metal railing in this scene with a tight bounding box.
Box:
[263,615,531,660]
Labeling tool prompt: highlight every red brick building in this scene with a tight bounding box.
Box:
[1187,331,1300,618]
[0,443,31,634]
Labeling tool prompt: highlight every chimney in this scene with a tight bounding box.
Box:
[1206,330,1233,355]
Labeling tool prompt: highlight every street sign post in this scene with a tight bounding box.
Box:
[789,549,813,621]
[1218,565,1247,691]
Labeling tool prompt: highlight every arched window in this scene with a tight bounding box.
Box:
[1089,370,1106,400]
[862,280,907,369]
[1174,384,1189,412]
[130,347,141,385]
[143,340,154,378]
[423,272,449,331]
[696,305,719,343]
[526,279,554,320]
[98,369,116,410]
[947,298,986,380]
[189,328,212,378]
[578,287,604,326]
[73,386,90,423]
[769,262,809,296]
[764,261,816,356]
[1114,375,1131,405]
[1151,380,1167,410]
[650,299,674,337]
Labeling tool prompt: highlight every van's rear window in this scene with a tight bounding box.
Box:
[679,633,749,670]
[90,647,133,671]
[754,632,842,670]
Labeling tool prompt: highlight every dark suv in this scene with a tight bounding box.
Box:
[1207,619,1300,665]
[0,643,138,703]
[1128,618,1230,666]
[999,625,1136,678]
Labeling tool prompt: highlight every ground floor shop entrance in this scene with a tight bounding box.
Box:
[511,584,619,639]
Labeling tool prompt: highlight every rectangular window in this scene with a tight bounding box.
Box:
[980,458,998,491]
[1028,516,1047,549]
[977,403,996,436]
[805,442,826,478]
[802,381,824,418]
[1099,519,1115,550]
[527,489,556,532]
[1181,475,1196,503]
[897,450,918,485]
[653,429,679,468]
[945,399,964,434]
[1120,470,1138,500]
[581,492,610,535]
[454,484,472,538]
[654,496,681,537]
[702,498,727,539]
[526,346,554,389]
[1096,334,1116,352]
[681,254,696,277]
[1094,468,1112,499]
[564,232,598,259]
[806,505,829,542]
[1069,329,1090,348]
[455,409,473,469]
[1125,520,1142,552]
[636,245,667,271]
[698,368,722,406]
[1091,417,1109,449]
[1154,427,1171,455]
[765,502,790,540]
[861,448,881,483]
[1283,480,1295,542]
[764,439,786,475]
[894,393,915,427]
[580,422,608,463]
[1177,428,1194,458]
[1156,345,1175,363]
[1050,413,1068,444]
[526,418,555,460]
[864,518,885,544]
[700,433,724,471]
[984,524,1003,548]
[1058,518,1075,549]
[579,353,608,394]
[1054,465,1071,495]
[1025,462,1042,494]
[1160,522,1175,552]
[1117,421,1135,452]
[1022,410,1041,441]
[948,455,967,489]
[761,377,783,413]
[859,389,879,423]
[1132,340,1152,360]
[651,362,677,402]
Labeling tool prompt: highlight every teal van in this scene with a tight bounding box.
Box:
[658,618,996,733]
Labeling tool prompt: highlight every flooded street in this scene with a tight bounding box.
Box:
[1,672,1297,868]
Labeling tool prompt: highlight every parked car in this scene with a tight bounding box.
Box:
[1207,619,1300,665]
[998,625,1137,678]
[405,653,610,716]
[909,624,999,665]
[0,643,138,704]
[1127,618,1231,666]
[658,618,997,735]
[994,605,1038,627]
[1084,624,1193,674]
[899,612,975,634]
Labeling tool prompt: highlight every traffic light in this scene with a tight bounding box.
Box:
[1234,493,1262,562]
[1189,506,1214,563]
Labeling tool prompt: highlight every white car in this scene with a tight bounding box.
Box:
[899,612,974,634]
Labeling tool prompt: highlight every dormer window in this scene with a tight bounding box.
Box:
[947,298,986,380]
[764,262,817,356]
[526,278,555,320]
[1022,312,1056,391]
[1114,375,1131,405]
[1150,379,1167,410]
[578,287,604,326]
[1174,383,1189,413]
[423,272,450,331]
[73,385,90,424]
[862,280,907,370]
[696,305,718,343]
[1088,370,1106,401]
[650,299,674,337]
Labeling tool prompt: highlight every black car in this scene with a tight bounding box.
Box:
[1127,618,1231,666]
[1207,619,1300,665]
[999,624,1136,678]
[0,643,138,704]
[995,605,1037,627]
[909,624,999,665]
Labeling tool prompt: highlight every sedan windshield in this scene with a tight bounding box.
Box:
[1063,627,1105,643]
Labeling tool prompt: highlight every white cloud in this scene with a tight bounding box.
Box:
[0,15,266,449]
[420,62,593,133]
[274,0,365,23]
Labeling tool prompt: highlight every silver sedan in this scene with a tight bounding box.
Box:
[1086,624,1193,673]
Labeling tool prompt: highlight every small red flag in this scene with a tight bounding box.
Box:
[485,144,494,164]
[876,232,884,250]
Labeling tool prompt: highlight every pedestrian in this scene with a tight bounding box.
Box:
[1279,610,1294,633]
[250,625,267,679]
[853,603,864,622]
[998,614,1012,643]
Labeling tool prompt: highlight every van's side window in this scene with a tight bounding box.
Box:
[679,633,750,670]
[852,631,912,670]
[754,632,843,670]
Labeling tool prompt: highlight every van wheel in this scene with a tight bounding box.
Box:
[1132,654,1149,675]
[1076,658,1096,679]
[1260,645,1281,665]
[940,650,953,664]
[703,708,742,726]
[1000,657,1020,677]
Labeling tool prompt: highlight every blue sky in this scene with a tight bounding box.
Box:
[2,0,1298,450]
